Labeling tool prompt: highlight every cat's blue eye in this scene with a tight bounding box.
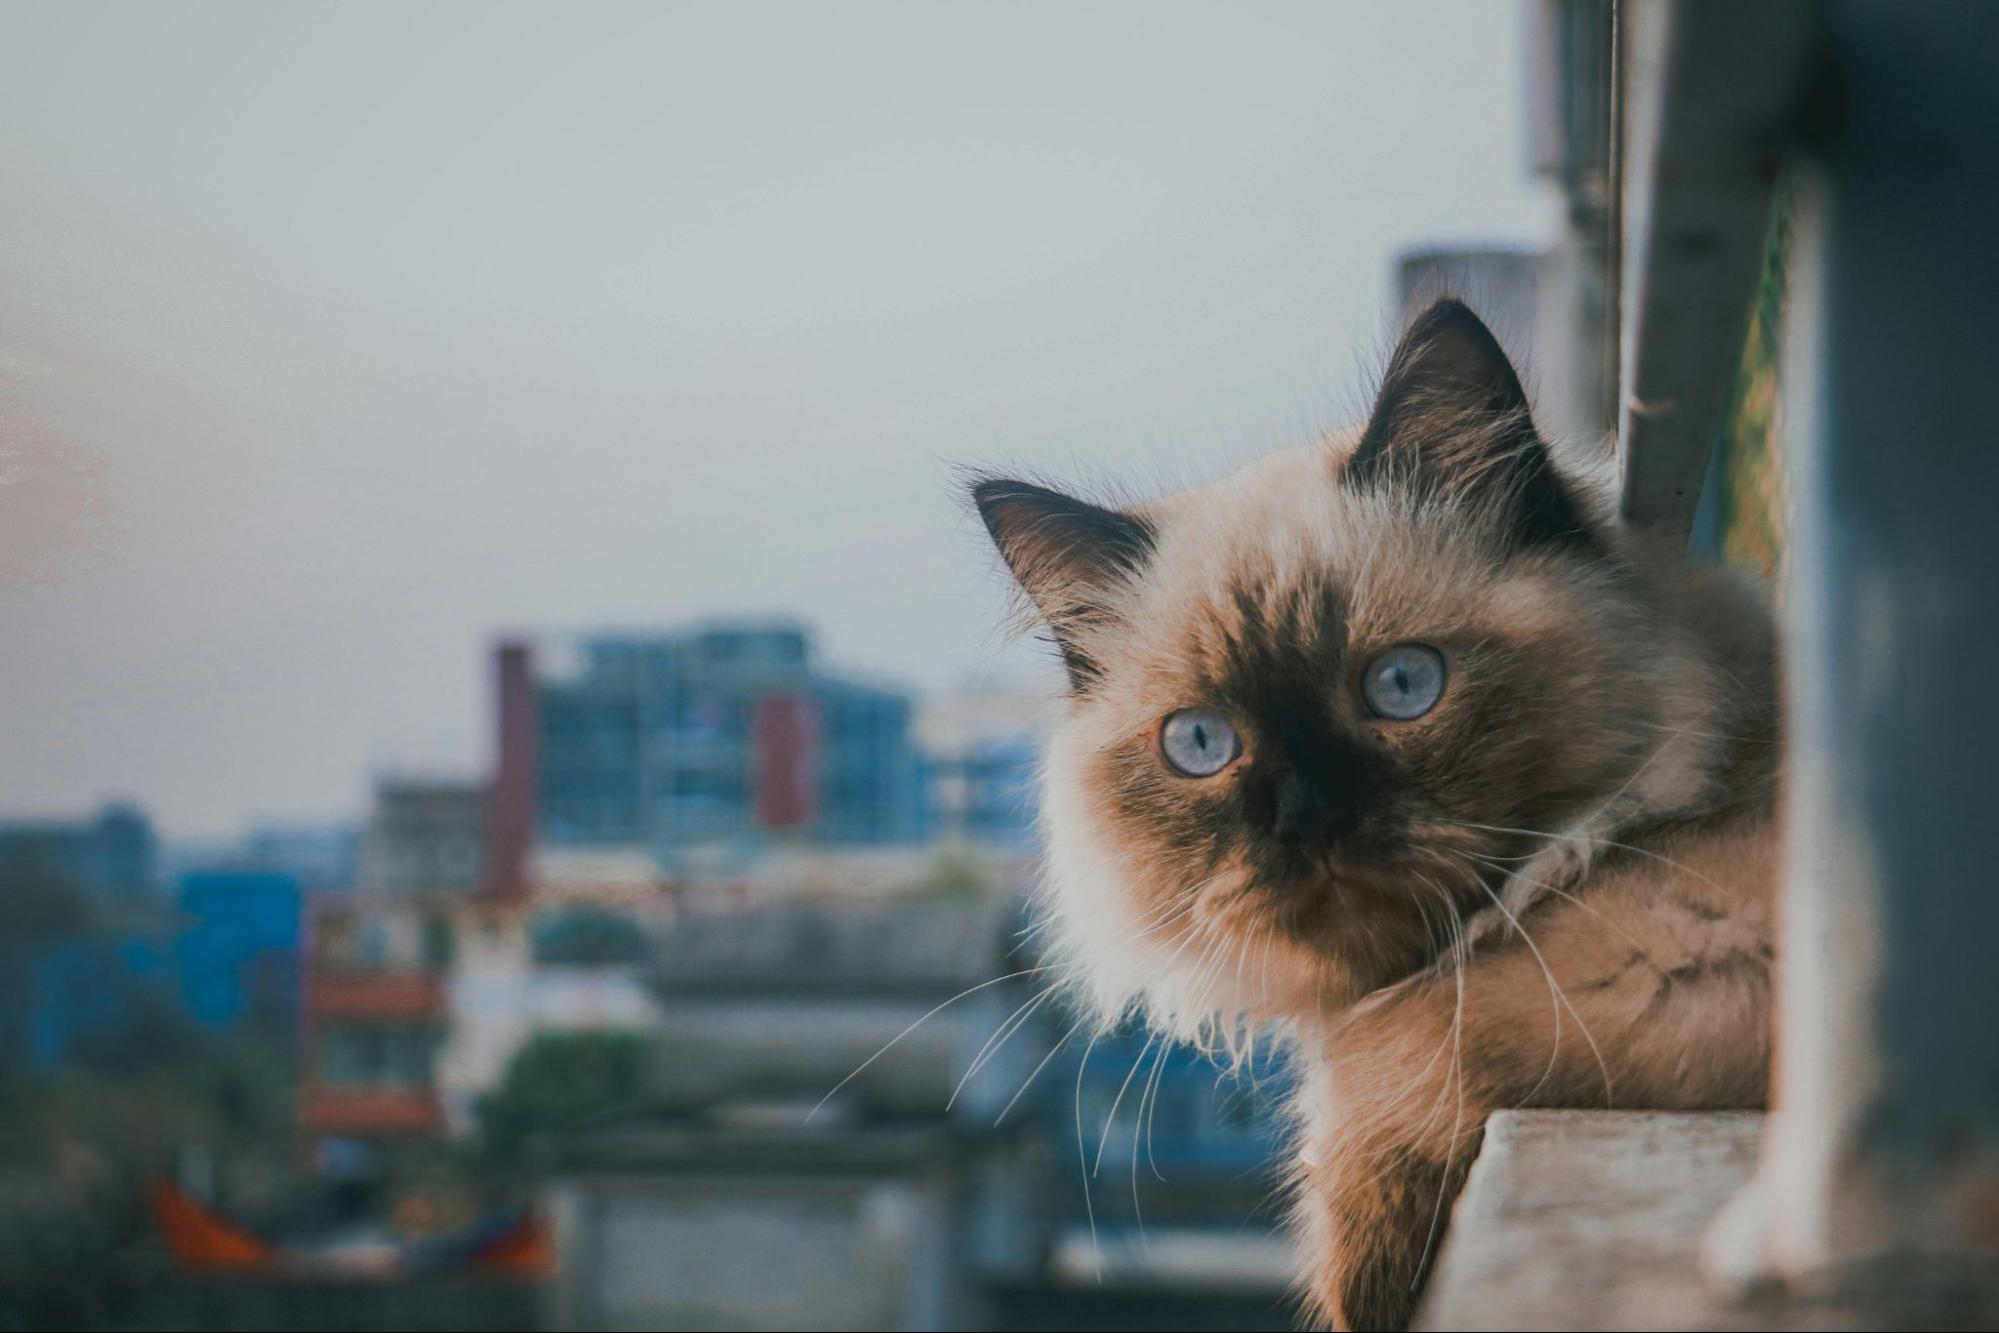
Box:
[1159,707,1241,778]
[1362,643,1447,720]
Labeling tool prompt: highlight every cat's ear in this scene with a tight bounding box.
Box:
[1346,299,1594,549]
[972,477,1154,690]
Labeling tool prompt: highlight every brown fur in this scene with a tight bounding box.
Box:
[1292,801,1776,1327]
[971,301,1780,1329]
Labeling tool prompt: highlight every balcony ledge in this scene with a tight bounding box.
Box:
[1416,1109,1759,1330]
[1415,1110,1999,1331]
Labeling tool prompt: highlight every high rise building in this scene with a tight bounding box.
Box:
[358,778,488,898]
[526,620,922,863]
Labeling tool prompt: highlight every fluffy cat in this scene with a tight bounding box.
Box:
[972,300,1779,1330]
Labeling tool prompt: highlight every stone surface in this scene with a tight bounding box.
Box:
[1414,1109,1999,1331]
[1416,1109,1767,1331]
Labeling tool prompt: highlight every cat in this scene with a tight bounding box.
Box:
[971,300,1780,1331]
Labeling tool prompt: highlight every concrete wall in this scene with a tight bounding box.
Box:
[549,1170,965,1332]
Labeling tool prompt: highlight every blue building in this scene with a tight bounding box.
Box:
[923,734,1041,848]
[0,802,158,905]
[911,691,1049,850]
[530,621,923,859]
[814,676,925,844]
[174,869,302,1042]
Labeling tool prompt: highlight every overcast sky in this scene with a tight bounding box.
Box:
[0,2,1552,838]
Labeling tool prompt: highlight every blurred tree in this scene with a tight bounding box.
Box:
[923,846,994,899]
[0,1052,299,1329]
[527,905,648,967]
[67,968,209,1080]
[0,857,97,942]
[477,1031,648,1161]
[0,861,303,1328]
[0,860,97,1073]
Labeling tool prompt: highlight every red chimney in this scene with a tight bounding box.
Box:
[484,640,537,901]
[753,694,820,830]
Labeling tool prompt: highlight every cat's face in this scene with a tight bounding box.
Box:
[976,302,1708,1036]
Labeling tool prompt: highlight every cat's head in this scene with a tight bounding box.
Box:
[973,301,1729,1043]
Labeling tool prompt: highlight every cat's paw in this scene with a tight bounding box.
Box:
[1300,1149,1454,1331]
[1302,985,1486,1329]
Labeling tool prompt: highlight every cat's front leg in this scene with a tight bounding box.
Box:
[1295,1117,1475,1330]
[1294,852,1772,1331]
[1293,983,1488,1331]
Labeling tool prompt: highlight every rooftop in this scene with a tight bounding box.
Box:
[648,896,1024,997]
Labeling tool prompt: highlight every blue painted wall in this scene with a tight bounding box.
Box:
[173,869,302,1037]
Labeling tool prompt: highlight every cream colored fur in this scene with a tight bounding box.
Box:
[977,302,1780,1330]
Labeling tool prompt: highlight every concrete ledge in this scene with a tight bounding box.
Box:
[1415,1109,1765,1331]
[1413,1109,1999,1330]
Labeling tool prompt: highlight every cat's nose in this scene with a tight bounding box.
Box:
[1271,771,1359,844]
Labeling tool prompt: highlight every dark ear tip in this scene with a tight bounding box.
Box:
[1385,299,1522,404]
[969,475,1156,575]
[1406,298,1500,349]
[1416,296,1477,322]
[969,476,1040,537]
[969,476,1022,507]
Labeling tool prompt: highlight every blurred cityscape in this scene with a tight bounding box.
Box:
[0,7,1628,1327]
[0,90,1613,1321]
[0,619,1295,1331]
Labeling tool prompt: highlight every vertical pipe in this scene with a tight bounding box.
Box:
[485,639,537,902]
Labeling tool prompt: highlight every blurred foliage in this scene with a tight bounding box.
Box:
[1714,175,1793,586]
[528,904,648,966]
[0,860,300,1329]
[0,855,98,943]
[0,1047,298,1330]
[476,1030,648,1162]
[922,846,995,899]
[1,1051,294,1172]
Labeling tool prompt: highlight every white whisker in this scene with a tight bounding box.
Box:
[811,965,1053,1120]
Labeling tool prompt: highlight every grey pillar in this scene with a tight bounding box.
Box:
[1747,0,1999,1302]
